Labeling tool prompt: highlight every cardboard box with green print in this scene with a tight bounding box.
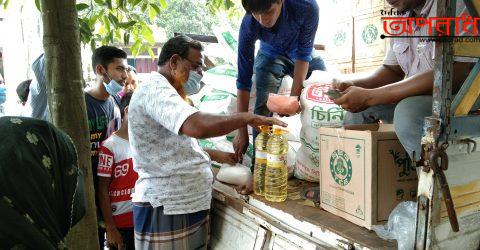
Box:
[319,124,418,230]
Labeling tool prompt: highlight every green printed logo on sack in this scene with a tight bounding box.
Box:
[310,106,345,128]
[329,150,353,186]
[206,66,237,78]
[200,89,236,102]
[221,31,238,51]
[198,139,216,149]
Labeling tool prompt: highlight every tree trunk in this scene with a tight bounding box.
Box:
[40,0,99,249]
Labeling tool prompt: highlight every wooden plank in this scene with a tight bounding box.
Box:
[452,61,480,116]
[314,44,325,51]
[454,42,480,58]
[450,115,480,138]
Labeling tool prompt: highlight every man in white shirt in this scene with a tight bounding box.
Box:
[128,35,286,249]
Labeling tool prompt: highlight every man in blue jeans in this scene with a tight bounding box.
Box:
[233,0,326,193]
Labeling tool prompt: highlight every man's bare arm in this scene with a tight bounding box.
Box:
[349,64,405,89]
[180,112,287,139]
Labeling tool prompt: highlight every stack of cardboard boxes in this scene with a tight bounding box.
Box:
[320,0,388,74]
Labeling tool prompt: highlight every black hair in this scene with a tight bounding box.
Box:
[242,0,281,13]
[16,79,32,103]
[120,91,133,118]
[157,35,203,67]
[91,46,127,71]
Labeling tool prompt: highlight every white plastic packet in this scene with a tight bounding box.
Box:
[216,163,252,186]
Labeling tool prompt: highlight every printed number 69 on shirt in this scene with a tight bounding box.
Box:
[114,163,129,177]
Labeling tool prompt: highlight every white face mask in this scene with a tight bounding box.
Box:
[103,73,123,96]
[183,71,203,96]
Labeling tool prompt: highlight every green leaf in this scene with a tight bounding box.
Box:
[148,5,156,22]
[119,0,126,10]
[130,0,142,8]
[150,3,162,16]
[123,32,130,46]
[88,11,103,27]
[102,30,112,44]
[102,15,111,32]
[108,13,119,26]
[224,0,234,10]
[3,0,10,9]
[141,2,148,12]
[90,39,97,52]
[0,0,4,6]
[94,0,104,4]
[108,31,114,43]
[79,19,92,34]
[114,29,121,41]
[147,47,155,59]
[76,3,90,12]
[141,26,155,45]
[34,0,41,11]
[106,0,113,9]
[118,20,137,29]
[131,39,141,57]
[158,0,167,9]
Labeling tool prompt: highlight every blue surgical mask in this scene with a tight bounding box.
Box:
[183,71,203,96]
[103,73,123,96]
[0,85,6,104]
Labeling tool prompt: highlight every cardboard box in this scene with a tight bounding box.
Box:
[319,124,418,229]
[326,59,354,74]
[354,58,384,73]
[325,18,354,62]
[355,0,386,16]
[354,13,387,61]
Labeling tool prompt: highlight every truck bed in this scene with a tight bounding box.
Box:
[211,177,395,249]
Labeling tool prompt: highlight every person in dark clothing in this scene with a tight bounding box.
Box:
[16,79,32,105]
[85,45,126,248]
[0,116,85,249]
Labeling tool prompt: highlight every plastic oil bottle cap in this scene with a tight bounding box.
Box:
[260,125,270,133]
[273,128,284,135]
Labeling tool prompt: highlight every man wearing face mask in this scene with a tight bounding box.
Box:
[128,35,286,249]
[84,45,125,248]
[183,67,204,96]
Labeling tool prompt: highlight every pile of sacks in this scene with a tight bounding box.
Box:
[294,71,346,182]
[190,65,301,176]
[192,65,347,183]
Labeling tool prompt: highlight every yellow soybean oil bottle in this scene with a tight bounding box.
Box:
[264,128,288,202]
[254,125,271,196]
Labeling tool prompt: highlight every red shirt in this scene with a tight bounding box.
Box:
[98,134,138,228]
